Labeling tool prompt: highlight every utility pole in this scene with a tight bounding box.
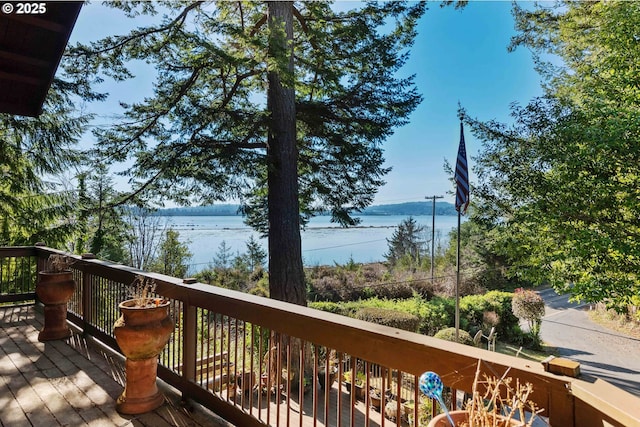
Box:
[426,195,444,284]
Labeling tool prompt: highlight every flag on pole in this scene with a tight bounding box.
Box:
[454,122,470,214]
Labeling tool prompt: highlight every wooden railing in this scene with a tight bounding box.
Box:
[1,245,639,427]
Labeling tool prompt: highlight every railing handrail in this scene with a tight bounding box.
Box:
[3,245,639,427]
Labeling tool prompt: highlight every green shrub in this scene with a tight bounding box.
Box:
[354,307,420,332]
[309,292,528,347]
[460,294,492,333]
[511,288,545,347]
[418,296,455,335]
[308,301,349,316]
[474,291,520,341]
[433,327,473,345]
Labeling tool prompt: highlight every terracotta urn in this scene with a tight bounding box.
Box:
[428,409,524,427]
[317,366,338,390]
[35,271,76,341]
[236,370,254,394]
[113,299,173,414]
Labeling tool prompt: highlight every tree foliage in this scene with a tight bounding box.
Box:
[148,229,192,278]
[0,80,89,247]
[123,207,166,270]
[384,217,426,268]
[244,235,267,272]
[442,219,520,294]
[511,288,545,343]
[468,1,640,309]
[74,164,129,262]
[196,238,268,294]
[64,1,426,305]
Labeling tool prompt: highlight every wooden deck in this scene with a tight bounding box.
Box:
[0,305,402,427]
[0,305,232,427]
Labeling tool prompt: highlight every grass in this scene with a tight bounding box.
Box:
[588,306,640,340]
[495,341,554,362]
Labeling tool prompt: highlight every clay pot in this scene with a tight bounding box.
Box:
[317,366,338,390]
[35,271,76,341]
[236,371,254,394]
[113,299,173,414]
[369,391,382,411]
[428,410,523,427]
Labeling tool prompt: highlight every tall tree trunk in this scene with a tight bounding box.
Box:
[266,2,306,306]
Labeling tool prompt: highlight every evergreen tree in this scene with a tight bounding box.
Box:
[384,217,426,268]
[213,241,233,270]
[74,173,89,254]
[65,1,426,305]
[245,235,267,272]
[149,229,192,278]
[0,80,89,247]
[80,163,128,262]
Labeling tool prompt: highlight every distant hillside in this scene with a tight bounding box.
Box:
[157,204,241,216]
[361,201,456,216]
[155,201,457,216]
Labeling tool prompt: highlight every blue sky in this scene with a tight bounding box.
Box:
[68,1,544,207]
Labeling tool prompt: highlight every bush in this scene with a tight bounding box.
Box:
[354,307,420,332]
[305,263,435,303]
[511,289,545,334]
[434,327,473,345]
[309,291,531,347]
[308,301,349,316]
[460,294,492,333]
[417,296,455,335]
[478,291,520,341]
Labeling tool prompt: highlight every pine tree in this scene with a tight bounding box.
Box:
[213,241,233,270]
[0,80,89,247]
[245,235,267,272]
[149,229,192,278]
[65,1,426,305]
[384,217,426,268]
[79,163,128,262]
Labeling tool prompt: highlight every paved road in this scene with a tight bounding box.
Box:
[538,287,640,397]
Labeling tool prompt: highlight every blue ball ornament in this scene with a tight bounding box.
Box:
[419,371,443,399]
[419,371,455,427]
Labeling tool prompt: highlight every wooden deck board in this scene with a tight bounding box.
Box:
[0,305,231,427]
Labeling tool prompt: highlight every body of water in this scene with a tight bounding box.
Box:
[162,215,461,273]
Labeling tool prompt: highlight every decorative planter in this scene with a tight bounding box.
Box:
[236,371,254,394]
[343,382,365,400]
[369,390,382,411]
[317,367,338,390]
[428,410,523,427]
[113,299,173,414]
[35,270,76,341]
[402,400,415,422]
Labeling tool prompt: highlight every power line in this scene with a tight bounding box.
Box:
[302,238,388,252]
[334,268,484,291]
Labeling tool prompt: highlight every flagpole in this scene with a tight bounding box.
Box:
[453,118,468,343]
[455,210,461,341]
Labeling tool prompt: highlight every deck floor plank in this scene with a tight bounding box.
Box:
[0,305,232,427]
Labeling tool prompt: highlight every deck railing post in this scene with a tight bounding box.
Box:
[81,254,96,333]
[34,242,46,283]
[182,278,197,389]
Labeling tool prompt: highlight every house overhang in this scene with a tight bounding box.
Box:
[0,1,83,117]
